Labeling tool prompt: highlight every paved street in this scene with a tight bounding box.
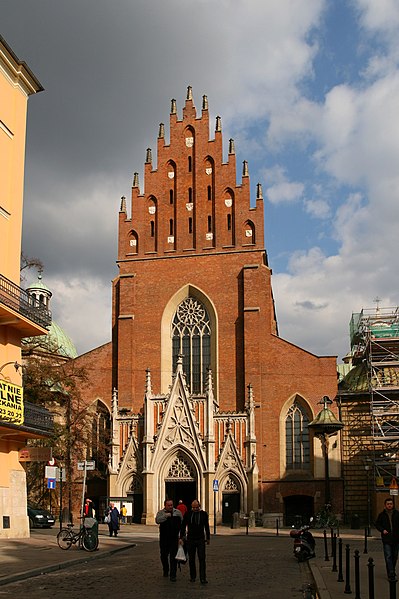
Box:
[0,528,310,599]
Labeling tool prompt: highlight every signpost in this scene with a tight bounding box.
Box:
[79,460,96,521]
[213,479,219,535]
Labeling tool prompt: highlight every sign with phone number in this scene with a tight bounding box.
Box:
[0,379,24,425]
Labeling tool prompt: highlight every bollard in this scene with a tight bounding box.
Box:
[331,527,334,556]
[390,578,397,599]
[338,537,344,582]
[276,518,279,536]
[324,529,330,561]
[363,527,368,554]
[332,533,337,572]
[344,543,352,594]
[368,557,375,599]
[354,549,361,599]
[245,516,249,535]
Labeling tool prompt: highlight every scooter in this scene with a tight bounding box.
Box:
[290,519,316,562]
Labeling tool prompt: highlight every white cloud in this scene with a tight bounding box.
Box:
[264,165,305,204]
[304,198,331,219]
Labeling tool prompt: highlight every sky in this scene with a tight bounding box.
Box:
[2,0,399,362]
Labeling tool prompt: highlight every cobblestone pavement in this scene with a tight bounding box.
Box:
[0,534,310,599]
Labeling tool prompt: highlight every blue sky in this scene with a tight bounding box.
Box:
[2,0,399,362]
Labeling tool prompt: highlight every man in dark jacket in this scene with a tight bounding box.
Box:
[376,497,399,581]
[155,499,183,582]
[180,499,210,584]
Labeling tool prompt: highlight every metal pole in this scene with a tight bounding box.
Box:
[368,557,375,599]
[276,518,279,536]
[332,533,337,572]
[338,537,344,582]
[344,544,352,594]
[354,549,361,599]
[363,527,368,554]
[324,529,330,561]
[213,491,216,535]
[59,466,63,532]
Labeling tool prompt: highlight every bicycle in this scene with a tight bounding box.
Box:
[57,519,98,552]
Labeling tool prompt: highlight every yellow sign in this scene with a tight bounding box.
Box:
[0,379,24,425]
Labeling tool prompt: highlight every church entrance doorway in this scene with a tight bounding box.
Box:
[165,481,196,510]
[222,492,240,525]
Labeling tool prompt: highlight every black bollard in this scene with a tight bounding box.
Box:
[344,543,352,594]
[324,529,330,561]
[332,533,337,572]
[276,518,279,536]
[331,527,334,556]
[338,537,344,582]
[354,549,361,599]
[368,557,375,599]
[363,527,368,554]
[390,578,397,599]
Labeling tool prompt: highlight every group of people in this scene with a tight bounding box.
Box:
[156,498,210,584]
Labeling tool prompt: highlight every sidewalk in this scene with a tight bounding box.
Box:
[309,528,396,599]
[0,524,137,586]
[0,523,397,598]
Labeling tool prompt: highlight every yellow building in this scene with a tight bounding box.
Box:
[0,36,53,538]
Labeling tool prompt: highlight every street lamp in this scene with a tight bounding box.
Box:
[309,396,344,508]
[364,460,372,536]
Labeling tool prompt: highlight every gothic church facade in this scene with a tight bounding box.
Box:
[76,89,341,525]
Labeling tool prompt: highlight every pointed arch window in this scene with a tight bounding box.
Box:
[172,297,211,394]
[285,401,310,470]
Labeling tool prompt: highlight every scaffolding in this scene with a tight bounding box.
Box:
[349,306,399,483]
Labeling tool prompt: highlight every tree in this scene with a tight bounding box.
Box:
[22,346,108,520]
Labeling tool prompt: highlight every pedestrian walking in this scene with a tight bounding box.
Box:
[155,499,183,582]
[120,504,127,524]
[375,497,399,581]
[180,499,210,584]
[105,502,120,537]
[177,499,187,517]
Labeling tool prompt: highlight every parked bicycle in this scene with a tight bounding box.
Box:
[57,518,98,552]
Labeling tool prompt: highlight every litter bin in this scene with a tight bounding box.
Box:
[83,517,99,548]
[350,514,360,529]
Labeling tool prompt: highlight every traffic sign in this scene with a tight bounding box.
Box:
[45,466,57,479]
[213,479,219,492]
[48,457,56,466]
[47,478,56,489]
[77,460,95,471]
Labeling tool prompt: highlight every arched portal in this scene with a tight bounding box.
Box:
[163,452,198,509]
[221,474,241,525]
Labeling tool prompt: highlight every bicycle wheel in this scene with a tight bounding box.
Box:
[57,528,73,550]
[82,529,98,552]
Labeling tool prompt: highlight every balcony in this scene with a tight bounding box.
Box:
[0,273,51,335]
[23,401,54,434]
[0,400,54,440]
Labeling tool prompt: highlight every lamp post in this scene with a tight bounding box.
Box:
[309,396,344,508]
[364,462,372,536]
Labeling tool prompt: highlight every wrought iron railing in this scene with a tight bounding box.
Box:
[24,401,54,434]
[0,273,51,329]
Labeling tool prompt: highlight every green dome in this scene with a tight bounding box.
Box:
[46,321,78,359]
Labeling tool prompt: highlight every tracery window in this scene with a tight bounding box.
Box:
[285,401,310,470]
[172,297,211,394]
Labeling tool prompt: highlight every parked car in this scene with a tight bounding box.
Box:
[27,504,55,528]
